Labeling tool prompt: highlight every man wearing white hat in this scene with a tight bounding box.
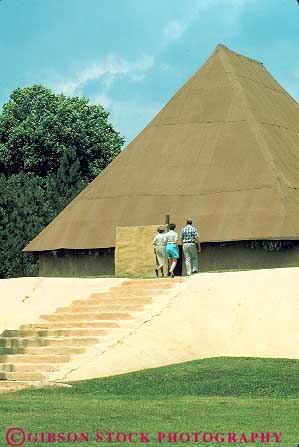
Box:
[181,218,201,276]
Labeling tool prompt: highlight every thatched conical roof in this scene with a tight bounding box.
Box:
[24,44,299,251]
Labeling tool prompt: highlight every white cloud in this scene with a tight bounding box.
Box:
[163,20,186,41]
[161,0,257,45]
[47,53,156,145]
[54,54,154,96]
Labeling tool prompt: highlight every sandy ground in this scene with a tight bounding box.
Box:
[0,268,298,381]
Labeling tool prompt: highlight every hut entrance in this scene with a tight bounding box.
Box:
[115,224,182,277]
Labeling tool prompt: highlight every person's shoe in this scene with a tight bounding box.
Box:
[155,268,159,277]
[171,272,175,278]
[192,270,198,274]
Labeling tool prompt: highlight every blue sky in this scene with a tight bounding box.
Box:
[0,0,298,146]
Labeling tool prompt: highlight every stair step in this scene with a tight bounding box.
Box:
[122,279,183,284]
[39,312,133,322]
[56,304,144,313]
[0,371,47,381]
[0,381,69,393]
[0,354,71,363]
[0,363,58,372]
[76,297,152,304]
[121,282,174,288]
[3,329,107,337]
[0,380,40,388]
[113,292,167,298]
[88,291,167,298]
[74,297,152,305]
[68,298,153,310]
[0,346,86,355]
[0,337,99,348]
[20,322,118,329]
[111,286,171,291]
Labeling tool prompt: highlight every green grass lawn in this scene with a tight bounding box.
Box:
[0,358,298,446]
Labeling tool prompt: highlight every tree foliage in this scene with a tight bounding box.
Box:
[0,84,124,180]
[0,173,49,277]
[0,85,124,278]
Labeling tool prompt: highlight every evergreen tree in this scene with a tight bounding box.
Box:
[0,158,88,278]
[45,148,88,221]
[0,172,49,277]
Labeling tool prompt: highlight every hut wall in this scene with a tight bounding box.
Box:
[199,241,299,272]
[38,242,299,277]
[39,249,115,277]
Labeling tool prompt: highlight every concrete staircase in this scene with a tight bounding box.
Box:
[0,278,183,393]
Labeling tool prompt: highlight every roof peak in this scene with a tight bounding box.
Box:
[213,43,263,65]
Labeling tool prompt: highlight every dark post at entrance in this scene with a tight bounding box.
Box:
[164,214,170,225]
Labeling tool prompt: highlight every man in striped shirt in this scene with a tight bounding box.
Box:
[181,219,201,276]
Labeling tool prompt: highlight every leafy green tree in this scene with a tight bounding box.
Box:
[0,84,124,179]
[0,84,124,278]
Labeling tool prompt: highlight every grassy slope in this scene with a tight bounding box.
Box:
[0,358,298,446]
